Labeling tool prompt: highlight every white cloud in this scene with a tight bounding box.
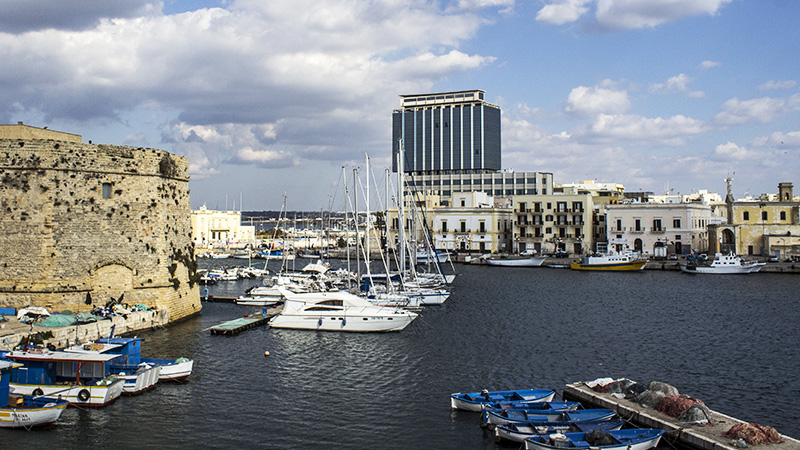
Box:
[564,85,631,117]
[536,0,592,25]
[698,60,720,69]
[712,141,757,161]
[586,113,708,144]
[758,80,797,91]
[715,94,800,125]
[595,0,733,30]
[650,73,704,98]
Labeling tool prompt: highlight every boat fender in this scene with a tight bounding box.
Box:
[32,388,44,396]
[264,351,270,356]
[78,389,91,402]
[318,318,323,327]
[342,318,346,326]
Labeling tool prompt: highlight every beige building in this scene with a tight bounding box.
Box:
[606,202,713,256]
[191,205,256,248]
[711,182,800,257]
[512,191,594,255]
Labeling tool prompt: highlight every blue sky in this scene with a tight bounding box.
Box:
[1,0,798,210]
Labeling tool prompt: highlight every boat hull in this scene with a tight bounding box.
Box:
[486,257,547,267]
[524,428,663,450]
[569,260,647,271]
[450,389,556,412]
[140,358,194,381]
[114,364,162,394]
[269,310,417,332]
[10,380,124,407]
[495,418,624,443]
[0,398,69,428]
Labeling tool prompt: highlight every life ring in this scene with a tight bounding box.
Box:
[32,388,44,396]
[77,389,91,402]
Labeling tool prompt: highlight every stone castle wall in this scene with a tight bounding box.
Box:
[0,138,201,321]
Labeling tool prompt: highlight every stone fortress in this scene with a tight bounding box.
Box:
[0,122,201,323]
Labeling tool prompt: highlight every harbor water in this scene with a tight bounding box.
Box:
[4,259,799,448]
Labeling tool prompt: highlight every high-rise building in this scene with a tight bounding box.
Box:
[391,90,552,198]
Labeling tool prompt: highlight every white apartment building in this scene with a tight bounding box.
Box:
[191,205,256,248]
[606,202,713,256]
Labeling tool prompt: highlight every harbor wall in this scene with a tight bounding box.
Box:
[0,137,201,321]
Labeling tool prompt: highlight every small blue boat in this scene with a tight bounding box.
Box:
[495,417,624,443]
[484,407,615,425]
[524,428,665,450]
[450,388,556,412]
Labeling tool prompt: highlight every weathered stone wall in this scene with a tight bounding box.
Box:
[0,138,201,321]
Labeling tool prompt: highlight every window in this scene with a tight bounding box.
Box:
[673,218,681,228]
[780,211,787,221]
[743,211,749,221]
[441,221,448,232]
[479,221,486,233]
[653,219,662,231]
[102,183,111,199]
[616,219,622,231]
[634,219,641,231]
[460,221,466,232]
[762,211,768,220]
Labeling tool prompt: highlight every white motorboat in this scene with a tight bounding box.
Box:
[680,252,765,274]
[62,341,161,395]
[268,288,418,332]
[485,255,548,267]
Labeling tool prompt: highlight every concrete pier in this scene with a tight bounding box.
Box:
[563,381,800,450]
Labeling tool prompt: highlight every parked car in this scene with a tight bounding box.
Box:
[668,254,678,260]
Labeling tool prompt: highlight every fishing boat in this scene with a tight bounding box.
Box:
[569,250,647,271]
[63,340,161,395]
[483,407,614,425]
[450,388,556,412]
[268,288,418,332]
[0,360,69,428]
[96,333,193,382]
[485,255,548,267]
[1,349,124,407]
[679,252,765,274]
[495,418,624,443]
[524,428,664,450]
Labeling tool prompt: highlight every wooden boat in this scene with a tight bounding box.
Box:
[680,252,765,274]
[0,361,69,428]
[495,418,624,443]
[485,255,548,267]
[570,251,647,271]
[450,388,556,412]
[524,428,664,450]
[483,407,614,425]
[1,349,124,407]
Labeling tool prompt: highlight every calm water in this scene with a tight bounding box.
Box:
[4,260,799,448]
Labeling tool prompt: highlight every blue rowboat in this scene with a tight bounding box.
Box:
[484,407,615,425]
[450,388,556,412]
[495,418,624,443]
[524,428,665,450]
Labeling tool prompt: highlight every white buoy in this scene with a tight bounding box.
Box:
[264,351,270,356]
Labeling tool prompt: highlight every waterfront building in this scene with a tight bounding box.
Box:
[511,190,594,255]
[191,205,256,249]
[605,202,713,256]
[386,191,512,253]
[555,181,625,253]
[710,181,800,257]
[0,123,200,320]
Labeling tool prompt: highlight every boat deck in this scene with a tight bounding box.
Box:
[563,382,800,450]
[210,307,282,335]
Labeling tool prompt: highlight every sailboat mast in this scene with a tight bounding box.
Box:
[397,140,406,277]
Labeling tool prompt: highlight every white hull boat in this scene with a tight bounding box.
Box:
[485,256,547,267]
[0,361,69,428]
[269,289,418,332]
[680,252,765,274]
[63,341,161,395]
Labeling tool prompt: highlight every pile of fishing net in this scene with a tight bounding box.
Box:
[585,378,713,424]
[655,395,713,424]
[725,423,783,445]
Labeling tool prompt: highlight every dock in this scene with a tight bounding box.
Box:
[563,381,800,450]
[210,306,282,335]
[202,295,237,303]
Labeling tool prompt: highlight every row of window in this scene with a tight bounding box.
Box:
[742,210,787,221]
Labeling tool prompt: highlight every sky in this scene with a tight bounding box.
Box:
[1,0,799,211]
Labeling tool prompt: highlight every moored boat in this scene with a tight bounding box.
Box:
[483,407,613,425]
[63,339,161,394]
[679,252,765,274]
[1,350,124,407]
[450,388,556,412]
[495,418,624,443]
[0,360,69,428]
[570,251,647,271]
[523,428,664,450]
[485,255,548,267]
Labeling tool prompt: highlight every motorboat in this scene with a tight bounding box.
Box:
[1,349,124,407]
[0,360,69,428]
[93,337,193,382]
[268,288,418,332]
[485,255,548,267]
[450,388,555,412]
[524,428,664,450]
[680,252,765,274]
[570,250,647,271]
